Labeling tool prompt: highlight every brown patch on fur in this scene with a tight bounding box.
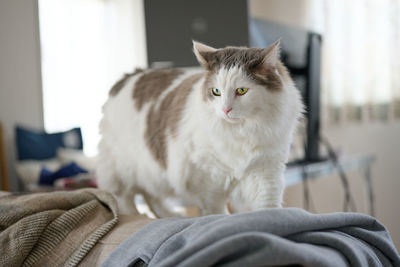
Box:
[133,69,184,110]
[168,73,203,135]
[201,47,266,71]
[145,73,203,169]
[251,61,290,91]
[109,68,143,96]
[200,46,289,92]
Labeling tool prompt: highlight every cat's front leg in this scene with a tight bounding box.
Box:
[232,172,284,211]
[117,194,139,215]
[197,195,227,216]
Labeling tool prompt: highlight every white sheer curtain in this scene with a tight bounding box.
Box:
[320,0,400,123]
[39,0,147,156]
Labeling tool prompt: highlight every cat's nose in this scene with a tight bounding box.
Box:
[222,107,232,115]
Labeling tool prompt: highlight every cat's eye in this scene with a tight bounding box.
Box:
[212,88,221,96]
[236,87,249,95]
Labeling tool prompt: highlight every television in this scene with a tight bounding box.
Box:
[144,0,249,68]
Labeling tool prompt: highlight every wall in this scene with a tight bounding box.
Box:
[249,0,309,28]
[0,0,44,191]
[249,0,324,33]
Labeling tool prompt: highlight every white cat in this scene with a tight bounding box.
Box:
[97,40,303,217]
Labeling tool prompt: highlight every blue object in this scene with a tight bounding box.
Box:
[16,126,83,160]
[39,162,88,185]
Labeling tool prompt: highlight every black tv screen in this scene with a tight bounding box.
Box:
[144,0,249,68]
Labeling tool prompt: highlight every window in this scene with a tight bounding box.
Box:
[39,0,146,155]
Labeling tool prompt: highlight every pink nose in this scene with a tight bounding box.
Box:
[222,107,232,115]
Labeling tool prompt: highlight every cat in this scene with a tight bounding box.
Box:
[96,40,303,217]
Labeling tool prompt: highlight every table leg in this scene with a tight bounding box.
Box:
[364,164,375,217]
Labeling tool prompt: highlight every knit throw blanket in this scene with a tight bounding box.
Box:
[0,188,119,267]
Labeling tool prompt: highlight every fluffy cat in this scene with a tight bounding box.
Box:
[97,40,303,217]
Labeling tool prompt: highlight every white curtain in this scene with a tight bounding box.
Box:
[39,0,147,156]
[320,0,400,123]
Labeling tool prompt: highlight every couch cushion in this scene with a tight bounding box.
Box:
[16,126,83,160]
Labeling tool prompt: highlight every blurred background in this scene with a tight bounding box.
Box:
[0,0,399,249]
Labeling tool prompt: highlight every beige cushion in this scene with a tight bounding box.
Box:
[79,215,154,266]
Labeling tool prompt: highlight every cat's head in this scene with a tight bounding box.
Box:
[193,40,291,124]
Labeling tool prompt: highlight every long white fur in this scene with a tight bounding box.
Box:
[97,61,302,216]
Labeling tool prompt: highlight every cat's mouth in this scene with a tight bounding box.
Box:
[216,109,242,123]
[222,115,241,123]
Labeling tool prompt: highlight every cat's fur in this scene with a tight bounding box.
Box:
[97,41,303,217]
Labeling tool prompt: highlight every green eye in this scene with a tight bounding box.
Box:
[236,87,249,95]
[212,88,221,96]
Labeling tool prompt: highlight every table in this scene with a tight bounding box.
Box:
[285,155,376,215]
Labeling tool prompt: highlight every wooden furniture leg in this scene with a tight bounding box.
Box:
[0,123,9,191]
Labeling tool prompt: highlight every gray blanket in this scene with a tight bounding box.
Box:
[102,208,400,267]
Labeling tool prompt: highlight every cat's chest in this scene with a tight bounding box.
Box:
[189,133,260,179]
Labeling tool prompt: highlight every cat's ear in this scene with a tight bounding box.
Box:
[261,39,281,67]
[193,41,217,68]
[252,40,281,78]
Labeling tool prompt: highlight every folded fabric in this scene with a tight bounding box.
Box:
[102,208,400,267]
[39,162,88,185]
[0,189,118,267]
[16,148,95,188]
[15,158,61,186]
[54,174,97,189]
